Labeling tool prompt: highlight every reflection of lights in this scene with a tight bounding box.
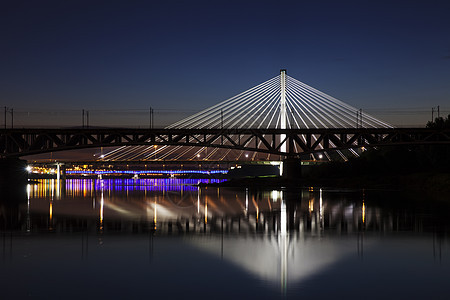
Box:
[197,187,201,214]
[245,188,249,213]
[100,188,104,230]
[50,179,54,199]
[309,198,314,213]
[251,196,259,221]
[319,188,323,228]
[362,202,366,224]
[271,190,279,202]
[56,171,60,199]
[280,195,287,293]
[154,199,157,230]
[26,184,31,232]
[280,196,286,235]
[49,202,53,221]
[27,184,31,201]
[205,200,208,224]
[66,170,227,175]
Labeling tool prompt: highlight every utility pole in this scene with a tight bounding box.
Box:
[149,107,154,129]
[82,109,90,128]
[3,107,13,129]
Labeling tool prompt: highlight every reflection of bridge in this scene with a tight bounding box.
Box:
[2,179,447,296]
[2,127,450,158]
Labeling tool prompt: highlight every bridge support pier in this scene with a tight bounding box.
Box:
[57,163,61,181]
[282,158,302,179]
[58,163,66,181]
[61,164,66,181]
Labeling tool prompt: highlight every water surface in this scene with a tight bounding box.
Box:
[1,178,449,299]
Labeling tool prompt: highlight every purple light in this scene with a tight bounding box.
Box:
[66,169,228,175]
[64,178,226,192]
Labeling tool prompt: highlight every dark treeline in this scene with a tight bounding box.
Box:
[308,116,450,181]
[310,145,450,179]
[426,114,450,129]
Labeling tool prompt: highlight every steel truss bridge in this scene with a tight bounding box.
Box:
[1,127,450,158]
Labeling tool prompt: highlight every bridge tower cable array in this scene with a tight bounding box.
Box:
[102,70,393,161]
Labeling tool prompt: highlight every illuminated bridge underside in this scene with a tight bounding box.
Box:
[2,128,450,158]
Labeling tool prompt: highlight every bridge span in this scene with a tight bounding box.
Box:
[2,127,449,158]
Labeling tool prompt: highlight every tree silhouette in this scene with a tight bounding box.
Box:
[426,114,450,129]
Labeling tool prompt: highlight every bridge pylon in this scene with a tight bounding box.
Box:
[280,69,287,154]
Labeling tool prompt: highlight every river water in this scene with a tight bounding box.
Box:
[1,178,449,299]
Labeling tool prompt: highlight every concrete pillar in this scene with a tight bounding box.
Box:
[282,158,302,179]
[0,158,28,191]
[61,164,66,181]
[0,159,27,229]
[56,163,61,181]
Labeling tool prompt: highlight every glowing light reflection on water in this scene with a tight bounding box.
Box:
[0,179,449,299]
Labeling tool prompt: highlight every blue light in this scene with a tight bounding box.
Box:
[64,178,225,193]
[66,169,228,175]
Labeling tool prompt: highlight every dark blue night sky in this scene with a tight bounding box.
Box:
[2,0,450,124]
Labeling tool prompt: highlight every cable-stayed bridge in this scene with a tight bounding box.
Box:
[1,70,449,159]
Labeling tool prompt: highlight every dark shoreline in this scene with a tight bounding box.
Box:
[201,172,450,197]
